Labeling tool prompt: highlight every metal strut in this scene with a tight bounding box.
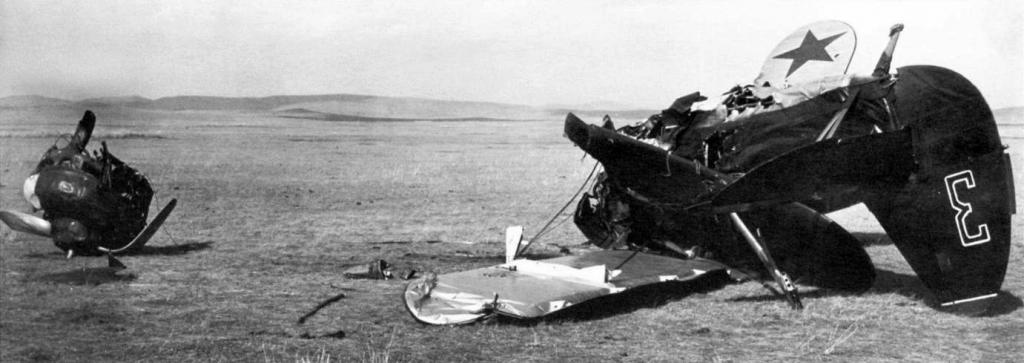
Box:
[729,212,803,309]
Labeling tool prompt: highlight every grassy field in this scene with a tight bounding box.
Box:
[1,108,1022,362]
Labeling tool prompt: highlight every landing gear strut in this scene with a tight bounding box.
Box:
[729,212,803,309]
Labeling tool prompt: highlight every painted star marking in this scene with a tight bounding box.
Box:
[773,30,846,77]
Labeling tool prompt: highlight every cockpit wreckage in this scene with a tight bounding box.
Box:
[404,21,1015,324]
[1,111,177,267]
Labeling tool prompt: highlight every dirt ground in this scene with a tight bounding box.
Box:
[2,107,1022,362]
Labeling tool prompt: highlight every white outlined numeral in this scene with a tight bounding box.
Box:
[944,170,991,247]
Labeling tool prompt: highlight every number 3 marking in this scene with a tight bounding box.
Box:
[944,170,990,247]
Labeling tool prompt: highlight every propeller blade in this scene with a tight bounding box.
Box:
[98,198,177,254]
[0,210,52,237]
[71,110,96,151]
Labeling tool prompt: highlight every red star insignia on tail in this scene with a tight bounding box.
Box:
[773,30,846,77]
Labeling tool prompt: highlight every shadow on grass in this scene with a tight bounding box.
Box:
[724,268,1022,316]
[873,268,1024,316]
[25,251,70,259]
[491,271,733,326]
[128,241,214,256]
[980,292,1023,316]
[870,268,928,296]
[366,239,443,245]
[24,241,213,259]
[724,288,838,304]
[37,267,137,285]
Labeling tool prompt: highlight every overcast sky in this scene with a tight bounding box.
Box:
[1,0,1021,109]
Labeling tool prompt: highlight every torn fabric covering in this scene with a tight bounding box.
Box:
[608,80,889,176]
[710,85,853,172]
[404,250,728,325]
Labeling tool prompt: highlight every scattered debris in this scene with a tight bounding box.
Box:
[299,330,346,340]
[343,260,417,280]
[248,329,346,340]
[343,260,390,279]
[37,267,137,285]
[297,292,347,325]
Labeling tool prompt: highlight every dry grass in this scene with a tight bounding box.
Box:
[1,107,1022,362]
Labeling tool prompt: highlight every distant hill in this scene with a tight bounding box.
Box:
[0,94,558,121]
[0,95,77,108]
[79,95,153,108]
[146,94,377,111]
[547,109,658,123]
[277,96,548,120]
[273,108,515,122]
[3,93,1018,124]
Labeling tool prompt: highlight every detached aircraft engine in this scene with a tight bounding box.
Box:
[1,111,177,259]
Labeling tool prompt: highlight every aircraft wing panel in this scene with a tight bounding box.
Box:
[564,113,730,204]
[404,250,728,325]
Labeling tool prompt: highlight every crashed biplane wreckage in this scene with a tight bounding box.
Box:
[404,21,1014,324]
[0,111,177,266]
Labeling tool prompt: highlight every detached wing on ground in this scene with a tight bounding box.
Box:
[404,250,728,325]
